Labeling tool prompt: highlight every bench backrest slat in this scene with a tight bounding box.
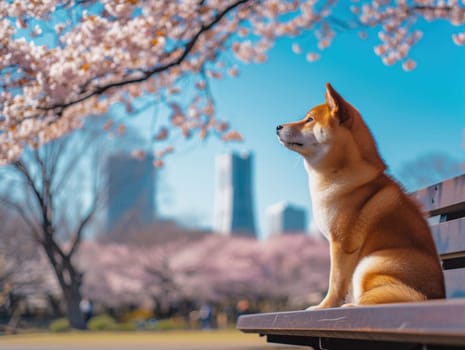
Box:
[444,268,465,298]
[410,174,465,298]
[431,217,465,257]
[412,174,465,216]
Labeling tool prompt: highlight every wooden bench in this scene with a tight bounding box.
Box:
[237,174,465,349]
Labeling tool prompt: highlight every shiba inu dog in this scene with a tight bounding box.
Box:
[277,83,445,308]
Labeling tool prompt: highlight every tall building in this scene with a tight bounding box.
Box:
[267,201,307,236]
[214,152,256,238]
[106,153,156,232]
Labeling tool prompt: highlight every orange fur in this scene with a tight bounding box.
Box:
[277,83,445,308]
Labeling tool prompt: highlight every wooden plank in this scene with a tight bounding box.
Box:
[432,217,465,256]
[412,174,465,216]
[265,334,461,350]
[237,299,465,346]
[445,269,465,298]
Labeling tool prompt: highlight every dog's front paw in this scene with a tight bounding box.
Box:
[305,303,331,310]
[305,299,338,310]
[341,303,357,308]
[305,305,321,311]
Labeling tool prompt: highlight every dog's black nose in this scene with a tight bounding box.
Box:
[276,125,283,134]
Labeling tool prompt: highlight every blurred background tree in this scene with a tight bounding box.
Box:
[399,152,464,191]
[0,209,54,333]
[0,122,107,329]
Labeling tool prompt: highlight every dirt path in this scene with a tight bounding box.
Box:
[0,330,307,350]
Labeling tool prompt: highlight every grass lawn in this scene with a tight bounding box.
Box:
[0,329,302,350]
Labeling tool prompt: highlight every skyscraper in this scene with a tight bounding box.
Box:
[214,152,256,238]
[267,201,307,236]
[106,153,156,232]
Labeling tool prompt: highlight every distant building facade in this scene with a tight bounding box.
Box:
[214,152,256,238]
[106,153,156,232]
[267,201,307,236]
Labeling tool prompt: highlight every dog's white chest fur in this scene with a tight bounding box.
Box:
[311,197,333,239]
[305,158,381,240]
[305,162,342,239]
[308,180,339,240]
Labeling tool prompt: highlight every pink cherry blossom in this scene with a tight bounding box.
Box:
[0,1,464,164]
[402,59,417,71]
[222,130,243,142]
[153,159,164,168]
[292,43,303,54]
[154,127,169,141]
[306,52,320,62]
[131,149,146,160]
[453,32,465,45]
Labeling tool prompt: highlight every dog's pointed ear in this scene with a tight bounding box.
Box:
[325,83,351,126]
[325,83,339,114]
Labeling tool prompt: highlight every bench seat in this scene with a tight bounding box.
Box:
[238,299,465,348]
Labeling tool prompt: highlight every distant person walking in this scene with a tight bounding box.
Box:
[80,297,93,324]
[199,304,213,329]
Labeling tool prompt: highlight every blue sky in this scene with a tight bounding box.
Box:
[134,19,465,239]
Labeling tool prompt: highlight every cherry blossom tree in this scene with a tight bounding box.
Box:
[1,1,464,165]
[169,235,266,304]
[259,235,329,308]
[78,242,147,308]
[80,234,329,316]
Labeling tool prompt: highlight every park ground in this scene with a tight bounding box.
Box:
[0,329,306,350]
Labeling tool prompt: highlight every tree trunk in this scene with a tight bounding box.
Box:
[44,242,86,330]
[47,294,62,317]
[62,282,86,329]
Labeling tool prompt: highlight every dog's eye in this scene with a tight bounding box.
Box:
[306,117,314,123]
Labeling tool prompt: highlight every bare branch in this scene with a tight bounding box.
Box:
[67,199,97,259]
[0,198,42,244]
[12,160,46,221]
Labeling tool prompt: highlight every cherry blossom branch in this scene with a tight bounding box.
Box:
[38,0,252,117]
[359,4,463,27]
[1,1,464,165]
